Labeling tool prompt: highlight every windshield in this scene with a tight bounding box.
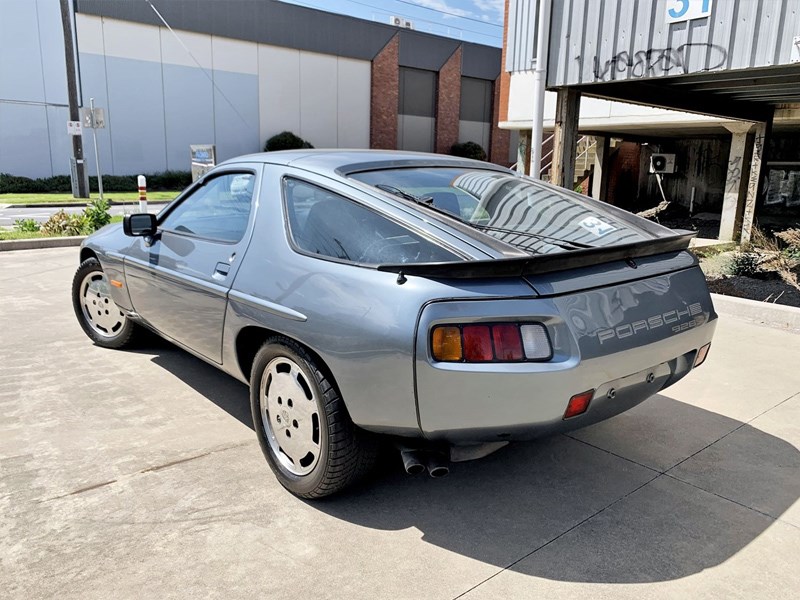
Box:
[350,168,658,254]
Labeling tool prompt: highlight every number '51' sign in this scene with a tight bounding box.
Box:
[666,0,713,24]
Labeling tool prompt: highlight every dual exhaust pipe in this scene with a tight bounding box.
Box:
[400,449,449,478]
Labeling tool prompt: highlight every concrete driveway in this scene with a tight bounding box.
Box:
[2,247,799,599]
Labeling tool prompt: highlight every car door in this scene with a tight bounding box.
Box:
[123,166,260,363]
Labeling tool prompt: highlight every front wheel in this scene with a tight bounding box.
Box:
[250,337,377,498]
[72,257,138,349]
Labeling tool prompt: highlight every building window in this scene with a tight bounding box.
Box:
[458,77,493,156]
[398,67,437,152]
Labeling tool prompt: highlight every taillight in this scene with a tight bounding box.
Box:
[430,323,552,363]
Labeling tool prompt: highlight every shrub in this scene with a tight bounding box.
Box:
[450,141,487,161]
[727,252,763,278]
[83,197,111,231]
[0,171,191,194]
[775,228,800,259]
[41,210,89,236]
[13,218,41,233]
[264,131,314,152]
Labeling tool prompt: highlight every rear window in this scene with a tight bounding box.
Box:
[283,178,460,265]
[350,168,659,254]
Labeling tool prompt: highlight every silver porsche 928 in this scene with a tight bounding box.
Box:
[72,150,716,498]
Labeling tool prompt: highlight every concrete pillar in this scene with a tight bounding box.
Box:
[741,118,771,245]
[719,123,754,242]
[591,135,611,201]
[551,88,581,189]
[516,130,531,175]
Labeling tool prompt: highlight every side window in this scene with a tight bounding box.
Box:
[283,178,460,265]
[160,172,255,243]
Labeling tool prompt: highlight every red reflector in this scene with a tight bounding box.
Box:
[462,325,493,362]
[694,343,711,367]
[564,390,594,419]
[492,324,524,361]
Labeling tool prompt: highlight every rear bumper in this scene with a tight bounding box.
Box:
[413,266,717,443]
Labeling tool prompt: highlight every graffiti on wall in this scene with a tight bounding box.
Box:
[592,43,727,81]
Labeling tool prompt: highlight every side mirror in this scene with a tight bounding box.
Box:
[123,213,157,237]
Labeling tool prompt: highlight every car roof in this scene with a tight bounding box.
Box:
[220,149,512,178]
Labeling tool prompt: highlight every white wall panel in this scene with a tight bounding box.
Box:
[336,57,370,148]
[0,0,46,103]
[36,0,69,105]
[0,103,52,178]
[299,52,338,148]
[212,37,258,75]
[258,45,301,145]
[75,14,104,56]
[101,19,161,63]
[160,28,213,70]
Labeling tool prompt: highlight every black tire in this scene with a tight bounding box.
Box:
[72,257,138,349]
[250,336,378,498]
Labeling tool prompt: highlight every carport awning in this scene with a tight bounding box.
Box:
[566,65,800,122]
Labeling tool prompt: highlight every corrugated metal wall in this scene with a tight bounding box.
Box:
[507,0,800,85]
[506,0,538,72]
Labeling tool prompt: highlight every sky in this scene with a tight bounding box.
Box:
[278,0,505,47]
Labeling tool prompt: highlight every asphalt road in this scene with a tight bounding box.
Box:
[0,203,163,228]
[2,247,799,599]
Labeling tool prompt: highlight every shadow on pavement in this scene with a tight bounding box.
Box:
[135,337,800,584]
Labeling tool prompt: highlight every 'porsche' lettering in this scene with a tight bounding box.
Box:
[596,303,707,344]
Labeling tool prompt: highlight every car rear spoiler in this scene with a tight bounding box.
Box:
[377,231,697,279]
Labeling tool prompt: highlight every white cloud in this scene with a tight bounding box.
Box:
[471,0,504,22]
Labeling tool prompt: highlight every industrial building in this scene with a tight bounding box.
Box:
[500,0,800,243]
[1,0,512,180]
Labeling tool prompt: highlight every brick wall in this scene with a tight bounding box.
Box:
[606,141,641,209]
[498,0,511,123]
[435,46,462,154]
[370,35,399,149]
[490,76,511,165]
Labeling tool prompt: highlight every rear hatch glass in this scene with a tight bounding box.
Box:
[350,168,676,255]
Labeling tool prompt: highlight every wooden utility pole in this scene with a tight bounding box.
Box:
[59,0,88,198]
[551,88,581,190]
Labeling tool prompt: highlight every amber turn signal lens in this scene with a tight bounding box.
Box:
[694,343,711,367]
[432,326,463,361]
[564,390,594,419]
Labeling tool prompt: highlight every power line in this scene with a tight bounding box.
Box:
[393,0,503,28]
[297,0,502,41]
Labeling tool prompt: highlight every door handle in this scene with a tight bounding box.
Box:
[214,262,231,277]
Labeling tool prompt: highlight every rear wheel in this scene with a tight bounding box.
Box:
[72,257,137,349]
[250,337,377,498]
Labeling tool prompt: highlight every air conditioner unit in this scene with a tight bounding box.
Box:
[389,16,415,29]
[650,153,676,174]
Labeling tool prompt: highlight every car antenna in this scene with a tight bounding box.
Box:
[396,271,407,285]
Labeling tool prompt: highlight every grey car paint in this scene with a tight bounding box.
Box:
[80,150,717,444]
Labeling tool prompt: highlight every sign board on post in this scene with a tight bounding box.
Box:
[81,107,105,129]
[67,121,82,136]
[190,144,216,181]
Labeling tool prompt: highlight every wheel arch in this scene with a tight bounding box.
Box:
[80,247,98,263]
[235,325,336,389]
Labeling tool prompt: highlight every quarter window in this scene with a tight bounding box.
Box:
[160,172,255,243]
[283,178,459,265]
